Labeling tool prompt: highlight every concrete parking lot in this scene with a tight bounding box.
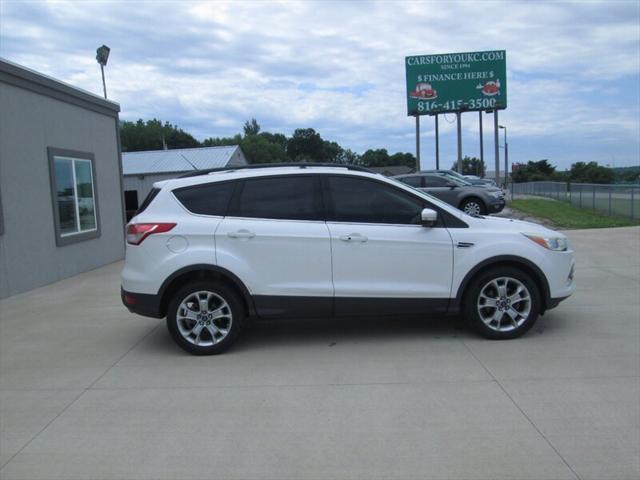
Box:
[1,227,638,480]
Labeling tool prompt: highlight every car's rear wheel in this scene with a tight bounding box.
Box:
[461,197,486,216]
[464,266,540,339]
[166,281,244,355]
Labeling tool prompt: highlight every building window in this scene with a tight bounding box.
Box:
[48,148,100,246]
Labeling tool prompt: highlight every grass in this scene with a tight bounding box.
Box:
[509,198,640,229]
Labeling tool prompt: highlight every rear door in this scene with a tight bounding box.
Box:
[323,175,454,316]
[215,174,333,318]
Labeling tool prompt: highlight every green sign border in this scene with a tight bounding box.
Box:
[405,50,507,116]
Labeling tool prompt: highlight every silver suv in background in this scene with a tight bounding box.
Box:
[424,169,499,188]
[394,172,505,215]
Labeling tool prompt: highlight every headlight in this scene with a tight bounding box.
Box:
[523,233,568,251]
[489,190,503,198]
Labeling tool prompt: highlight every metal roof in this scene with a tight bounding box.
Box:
[122,145,243,175]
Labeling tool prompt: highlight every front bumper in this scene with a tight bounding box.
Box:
[121,287,164,318]
[487,198,506,213]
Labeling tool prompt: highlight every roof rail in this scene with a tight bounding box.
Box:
[178,162,374,178]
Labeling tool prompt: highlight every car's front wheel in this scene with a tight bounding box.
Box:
[464,266,540,339]
[460,197,486,216]
[166,281,244,355]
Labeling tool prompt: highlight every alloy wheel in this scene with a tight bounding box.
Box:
[476,277,531,332]
[176,291,233,346]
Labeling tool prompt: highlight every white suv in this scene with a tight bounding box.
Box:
[121,164,575,355]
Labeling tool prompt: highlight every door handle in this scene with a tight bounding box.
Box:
[227,229,256,239]
[339,233,368,243]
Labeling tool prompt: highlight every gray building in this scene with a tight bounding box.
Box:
[122,145,246,218]
[0,59,125,299]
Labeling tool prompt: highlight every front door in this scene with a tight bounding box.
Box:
[323,175,454,316]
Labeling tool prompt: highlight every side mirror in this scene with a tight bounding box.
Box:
[421,208,438,227]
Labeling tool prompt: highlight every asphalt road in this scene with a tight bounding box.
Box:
[1,227,638,480]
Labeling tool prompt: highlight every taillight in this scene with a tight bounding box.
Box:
[126,223,176,245]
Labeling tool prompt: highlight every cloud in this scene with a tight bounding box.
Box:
[1,0,638,167]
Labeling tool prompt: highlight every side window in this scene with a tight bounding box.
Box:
[235,176,320,221]
[401,176,422,187]
[424,175,450,187]
[173,182,235,216]
[327,176,423,225]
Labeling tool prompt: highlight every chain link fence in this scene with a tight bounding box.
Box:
[511,181,640,219]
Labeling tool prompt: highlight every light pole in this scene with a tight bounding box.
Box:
[499,125,508,188]
[487,110,499,184]
[96,45,110,99]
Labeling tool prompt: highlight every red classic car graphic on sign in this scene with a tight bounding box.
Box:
[476,79,501,96]
[409,82,437,99]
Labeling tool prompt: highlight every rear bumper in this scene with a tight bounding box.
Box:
[121,287,163,318]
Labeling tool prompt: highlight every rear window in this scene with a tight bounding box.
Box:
[173,181,235,216]
[136,188,160,215]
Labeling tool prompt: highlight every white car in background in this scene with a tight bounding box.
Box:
[121,164,575,355]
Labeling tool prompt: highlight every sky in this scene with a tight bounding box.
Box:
[1,0,639,170]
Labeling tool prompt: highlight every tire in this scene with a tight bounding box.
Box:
[166,281,245,355]
[460,197,486,216]
[463,266,540,339]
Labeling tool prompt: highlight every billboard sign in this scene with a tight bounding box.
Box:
[406,50,506,116]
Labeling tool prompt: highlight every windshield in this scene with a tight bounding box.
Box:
[441,170,466,180]
[440,173,473,186]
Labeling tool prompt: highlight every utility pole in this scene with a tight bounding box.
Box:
[456,112,462,173]
[499,125,508,188]
[415,114,421,171]
[504,141,509,187]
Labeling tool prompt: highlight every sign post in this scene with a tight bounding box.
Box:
[494,110,500,184]
[434,114,440,170]
[456,112,463,173]
[479,111,484,175]
[415,115,421,171]
[405,50,506,173]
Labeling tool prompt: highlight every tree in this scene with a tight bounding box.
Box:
[120,119,200,152]
[450,156,485,176]
[202,134,243,147]
[451,156,486,177]
[259,132,288,151]
[335,148,360,165]
[322,141,343,163]
[239,134,287,164]
[243,118,261,136]
[569,162,614,184]
[511,159,557,182]
[360,149,390,167]
[287,128,325,162]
